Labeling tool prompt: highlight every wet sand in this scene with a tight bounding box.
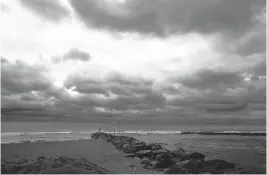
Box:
[1,139,156,174]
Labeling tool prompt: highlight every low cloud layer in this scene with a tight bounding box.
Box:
[1,0,266,126]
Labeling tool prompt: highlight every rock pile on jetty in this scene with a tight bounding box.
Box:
[1,156,112,174]
[92,132,246,174]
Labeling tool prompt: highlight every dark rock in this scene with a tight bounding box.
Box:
[129,164,135,168]
[213,168,238,174]
[182,152,206,160]
[141,157,150,164]
[155,153,169,161]
[143,153,175,169]
[153,153,175,168]
[171,156,184,163]
[164,159,202,174]
[144,143,162,151]
[37,156,45,160]
[204,159,235,170]
[122,144,138,153]
[134,150,151,158]
[143,160,157,169]
[124,153,136,158]
[162,145,186,158]
[132,141,146,150]
[151,148,169,155]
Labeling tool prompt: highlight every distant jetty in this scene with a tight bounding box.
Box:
[181,131,266,136]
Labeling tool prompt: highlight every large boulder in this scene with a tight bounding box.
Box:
[132,141,146,151]
[182,152,206,161]
[203,159,235,170]
[153,153,175,168]
[141,157,151,164]
[150,149,170,158]
[144,143,162,151]
[122,144,138,153]
[162,145,186,158]
[143,153,175,169]
[134,150,151,158]
[164,159,203,174]
[113,139,132,150]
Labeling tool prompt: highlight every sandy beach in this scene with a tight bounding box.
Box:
[1,139,158,174]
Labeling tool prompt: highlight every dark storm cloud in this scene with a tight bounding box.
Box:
[69,0,163,36]
[201,103,249,112]
[1,88,12,96]
[2,60,265,122]
[0,59,62,121]
[1,107,43,113]
[165,63,266,112]
[64,78,107,95]
[64,72,153,96]
[247,85,266,103]
[1,60,51,94]
[63,72,164,111]
[103,92,166,111]
[70,0,265,37]
[248,58,266,77]
[230,7,266,56]
[166,93,250,113]
[20,0,69,21]
[166,93,246,108]
[177,69,244,90]
[63,64,265,116]
[236,34,266,56]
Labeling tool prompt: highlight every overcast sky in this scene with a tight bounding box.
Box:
[1,0,266,125]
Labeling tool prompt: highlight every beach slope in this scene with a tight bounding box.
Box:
[1,139,155,174]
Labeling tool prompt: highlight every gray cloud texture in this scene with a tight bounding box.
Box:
[20,0,69,21]
[62,48,91,61]
[1,58,265,123]
[69,0,265,37]
[1,0,266,125]
[52,48,91,62]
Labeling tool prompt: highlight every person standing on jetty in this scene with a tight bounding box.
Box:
[99,128,101,132]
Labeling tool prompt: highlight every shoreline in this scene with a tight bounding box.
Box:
[1,132,266,174]
[2,130,265,144]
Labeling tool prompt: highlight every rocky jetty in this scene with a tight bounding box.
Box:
[91,131,246,174]
[1,156,112,174]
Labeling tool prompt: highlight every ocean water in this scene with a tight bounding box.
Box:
[131,134,266,173]
[1,122,266,173]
